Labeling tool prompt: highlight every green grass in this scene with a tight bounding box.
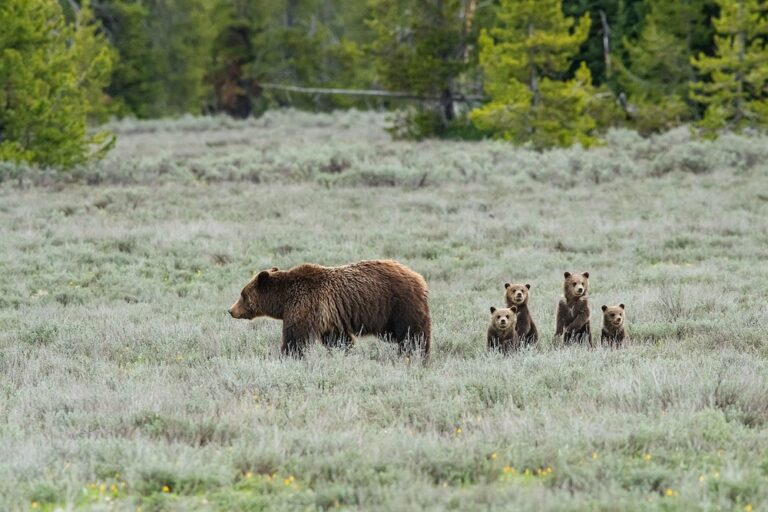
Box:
[1,111,767,510]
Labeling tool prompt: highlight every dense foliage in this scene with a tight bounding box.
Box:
[0,0,114,167]
[3,0,768,164]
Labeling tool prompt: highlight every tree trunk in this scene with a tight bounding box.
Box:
[528,23,540,107]
[599,11,611,79]
[735,0,745,124]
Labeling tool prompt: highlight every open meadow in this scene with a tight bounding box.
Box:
[1,111,768,510]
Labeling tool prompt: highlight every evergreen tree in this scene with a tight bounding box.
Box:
[616,0,715,133]
[0,0,114,168]
[368,0,488,138]
[471,0,596,148]
[562,0,646,86]
[207,0,376,116]
[86,0,217,118]
[691,0,768,134]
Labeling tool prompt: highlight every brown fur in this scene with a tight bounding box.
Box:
[601,304,627,347]
[229,260,431,358]
[504,282,538,345]
[487,306,519,353]
[555,271,592,346]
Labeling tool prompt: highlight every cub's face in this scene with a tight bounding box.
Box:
[490,306,517,331]
[601,304,625,327]
[504,283,531,306]
[229,266,279,319]
[564,271,589,298]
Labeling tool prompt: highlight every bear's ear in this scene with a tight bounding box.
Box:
[270,266,279,272]
[490,306,496,314]
[619,303,625,310]
[510,305,518,313]
[582,272,590,278]
[525,283,531,290]
[564,272,572,278]
[256,270,270,287]
[601,305,607,312]
[504,282,511,289]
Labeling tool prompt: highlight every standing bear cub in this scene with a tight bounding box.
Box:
[601,304,627,347]
[487,306,519,354]
[504,282,538,345]
[229,260,431,358]
[555,271,592,346]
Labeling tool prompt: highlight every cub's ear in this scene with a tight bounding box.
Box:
[601,305,607,312]
[256,270,270,286]
[270,266,279,272]
[582,272,590,278]
[525,283,531,290]
[504,282,511,289]
[619,303,625,309]
[490,306,496,314]
[510,305,518,313]
[564,271,572,278]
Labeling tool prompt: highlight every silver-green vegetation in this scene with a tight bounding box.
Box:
[1,111,767,511]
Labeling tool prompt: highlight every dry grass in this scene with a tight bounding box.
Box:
[0,111,767,510]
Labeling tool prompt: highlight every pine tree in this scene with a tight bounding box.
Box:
[562,0,647,86]
[616,0,715,133]
[471,0,596,148]
[85,0,217,118]
[690,0,768,135]
[368,0,487,138]
[207,0,376,116]
[0,0,114,168]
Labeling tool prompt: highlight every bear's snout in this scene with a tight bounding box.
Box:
[229,299,249,319]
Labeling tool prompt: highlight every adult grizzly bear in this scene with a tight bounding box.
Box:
[229,260,431,358]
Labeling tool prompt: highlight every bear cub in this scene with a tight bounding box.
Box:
[504,282,538,345]
[601,304,627,347]
[555,271,592,346]
[487,306,519,354]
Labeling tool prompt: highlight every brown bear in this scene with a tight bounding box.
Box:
[601,304,627,347]
[487,306,519,353]
[504,282,538,345]
[555,271,592,346]
[228,259,431,358]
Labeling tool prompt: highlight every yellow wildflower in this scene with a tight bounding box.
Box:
[592,452,599,460]
[699,475,705,483]
[31,502,39,509]
[99,483,106,493]
[665,488,678,497]
[643,453,652,461]
[455,427,462,435]
[245,471,254,479]
[162,485,170,493]
[744,504,753,512]
[490,452,497,460]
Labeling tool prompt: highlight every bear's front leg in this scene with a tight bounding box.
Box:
[555,300,567,336]
[281,322,317,357]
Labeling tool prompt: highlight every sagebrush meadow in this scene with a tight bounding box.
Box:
[1,111,767,510]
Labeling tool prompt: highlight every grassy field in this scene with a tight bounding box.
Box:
[1,111,767,511]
